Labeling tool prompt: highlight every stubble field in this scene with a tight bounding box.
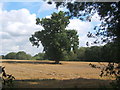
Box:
[1,59,112,88]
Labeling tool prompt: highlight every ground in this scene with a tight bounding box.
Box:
[0,59,113,88]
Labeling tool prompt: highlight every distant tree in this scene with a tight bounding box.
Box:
[32,53,45,60]
[4,52,17,59]
[85,46,102,61]
[26,54,32,60]
[16,51,26,60]
[101,42,119,62]
[67,51,77,60]
[0,55,3,59]
[1,55,5,59]
[29,11,79,64]
[16,51,32,60]
[76,47,86,61]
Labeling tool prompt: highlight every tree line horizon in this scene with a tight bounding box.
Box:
[1,42,117,62]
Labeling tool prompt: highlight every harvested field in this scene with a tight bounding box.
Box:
[0,59,113,88]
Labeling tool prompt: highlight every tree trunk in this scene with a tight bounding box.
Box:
[55,60,60,64]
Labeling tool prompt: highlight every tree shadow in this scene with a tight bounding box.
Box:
[2,78,112,88]
[2,60,62,65]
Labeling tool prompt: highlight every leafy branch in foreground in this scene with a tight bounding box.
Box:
[1,66,15,87]
[89,63,120,89]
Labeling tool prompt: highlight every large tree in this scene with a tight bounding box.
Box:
[29,11,79,64]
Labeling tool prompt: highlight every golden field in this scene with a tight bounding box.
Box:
[0,59,113,88]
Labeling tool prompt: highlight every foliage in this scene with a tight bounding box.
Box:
[55,1,120,42]
[76,47,86,61]
[0,55,5,59]
[84,46,102,61]
[89,62,120,89]
[29,11,79,63]
[4,52,17,59]
[75,43,118,62]
[1,66,15,87]
[53,1,120,60]
[15,51,32,60]
[4,51,32,60]
[32,53,45,60]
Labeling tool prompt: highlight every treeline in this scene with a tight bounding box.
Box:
[56,42,118,62]
[2,51,32,60]
[1,51,46,60]
[75,43,118,62]
[1,43,118,62]
[77,42,118,62]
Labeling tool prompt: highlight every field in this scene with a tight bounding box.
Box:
[1,59,113,88]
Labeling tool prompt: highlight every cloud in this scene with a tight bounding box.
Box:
[0,3,3,11]
[0,8,43,55]
[37,1,56,15]
[66,19,96,47]
[1,9,43,36]
[0,31,12,39]
[67,19,93,34]
[0,3,3,55]
[45,15,51,18]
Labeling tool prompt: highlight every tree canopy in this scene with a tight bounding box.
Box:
[4,52,17,59]
[32,53,45,60]
[51,1,120,61]
[29,11,79,63]
[55,2,119,40]
[4,51,32,60]
[15,51,32,60]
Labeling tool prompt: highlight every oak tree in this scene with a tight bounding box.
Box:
[29,11,79,64]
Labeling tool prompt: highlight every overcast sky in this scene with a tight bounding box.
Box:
[0,1,101,56]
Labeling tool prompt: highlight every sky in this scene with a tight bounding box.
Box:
[0,1,102,56]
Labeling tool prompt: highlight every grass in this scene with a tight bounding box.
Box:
[1,59,113,88]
